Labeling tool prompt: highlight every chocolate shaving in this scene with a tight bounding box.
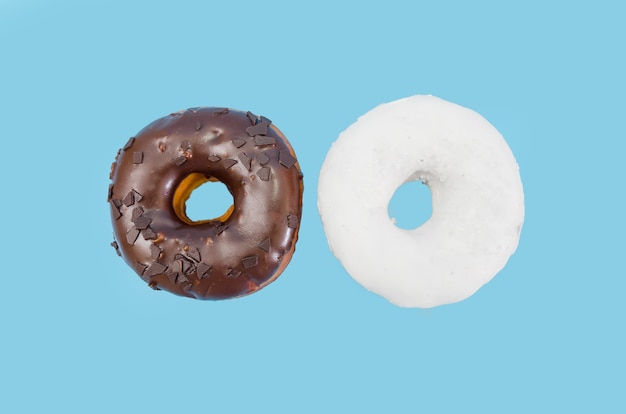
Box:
[134,215,152,230]
[215,108,229,114]
[223,159,237,169]
[123,191,135,207]
[132,190,143,202]
[169,260,183,275]
[246,111,258,125]
[187,247,201,262]
[110,240,121,256]
[227,268,242,278]
[145,262,168,278]
[238,152,252,171]
[181,140,192,151]
[254,135,276,146]
[174,155,187,166]
[195,121,203,131]
[133,151,143,164]
[112,199,123,208]
[142,226,158,240]
[135,261,148,275]
[122,137,135,151]
[287,214,299,229]
[182,283,193,292]
[175,254,196,275]
[257,166,271,181]
[246,122,268,137]
[110,200,122,220]
[258,238,271,252]
[242,255,259,269]
[208,154,221,162]
[196,263,211,279]
[232,139,247,148]
[177,274,189,284]
[150,244,162,260]
[126,227,140,245]
[279,150,297,169]
[131,206,144,222]
[256,153,269,165]
[108,184,114,201]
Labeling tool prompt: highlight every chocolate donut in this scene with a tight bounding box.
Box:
[108,107,303,299]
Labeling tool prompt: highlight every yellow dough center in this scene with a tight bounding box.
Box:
[173,173,234,225]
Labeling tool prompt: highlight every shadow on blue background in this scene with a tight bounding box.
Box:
[1,1,624,413]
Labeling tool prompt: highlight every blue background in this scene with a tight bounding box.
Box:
[1,1,624,412]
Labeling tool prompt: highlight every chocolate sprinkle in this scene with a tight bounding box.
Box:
[287,214,299,229]
[122,137,135,151]
[175,254,196,275]
[145,262,168,278]
[142,227,158,240]
[256,153,270,165]
[246,111,258,124]
[132,190,143,203]
[238,152,252,171]
[279,150,297,169]
[150,244,162,260]
[135,261,148,275]
[133,151,143,164]
[169,260,183,275]
[126,227,140,245]
[131,206,145,222]
[227,268,242,278]
[123,191,135,207]
[257,166,271,181]
[232,138,247,148]
[174,155,188,166]
[254,135,276,146]
[196,263,211,279]
[258,238,271,252]
[110,240,121,256]
[223,159,238,169]
[246,122,268,137]
[242,255,259,269]
[187,247,201,262]
[208,154,221,162]
[134,215,152,230]
[110,200,122,220]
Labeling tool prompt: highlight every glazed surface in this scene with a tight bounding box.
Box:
[109,108,303,299]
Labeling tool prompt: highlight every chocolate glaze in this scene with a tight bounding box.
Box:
[109,107,303,299]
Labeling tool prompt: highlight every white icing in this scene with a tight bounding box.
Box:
[317,95,524,308]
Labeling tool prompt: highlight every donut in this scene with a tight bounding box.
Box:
[108,107,303,300]
[317,95,524,308]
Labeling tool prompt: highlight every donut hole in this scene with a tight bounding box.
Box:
[175,173,234,224]
[388,180,432,230]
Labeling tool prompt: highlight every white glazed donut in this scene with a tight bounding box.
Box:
[317,95,524,308]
